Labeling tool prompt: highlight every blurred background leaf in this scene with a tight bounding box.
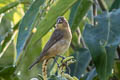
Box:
[69,48,91,79]
[86,68,97,80]
[83,9,120,80]
[16,0,44,60]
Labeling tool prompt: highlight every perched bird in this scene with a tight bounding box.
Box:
[29,16,72,69]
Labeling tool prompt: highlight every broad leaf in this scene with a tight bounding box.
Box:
[69,48,91,79]
[71,0,93,33]
[0,1,19,14]
[69,0,80,27]
[16,0,44,59]
[86,68,97,80]
[0,66,15,76]
[114,60,120,79]
[83,24,107,80]
[83,9,120,80]
[105,46,116,77]
[0,21,19,59]
[110,0,120,11]
[0,16,11,43]
[0,16,12,57]
[107,9,120,46]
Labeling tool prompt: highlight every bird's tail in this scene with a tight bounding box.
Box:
[29,57,41,70]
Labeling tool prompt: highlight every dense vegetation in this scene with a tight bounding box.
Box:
[0,0,120,80]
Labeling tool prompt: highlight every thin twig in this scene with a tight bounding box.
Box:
[93,0,97,25]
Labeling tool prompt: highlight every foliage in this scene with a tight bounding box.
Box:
[0,0,120,80]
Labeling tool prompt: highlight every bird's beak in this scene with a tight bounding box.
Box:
[57,18,63,24]
[56,16,65,24]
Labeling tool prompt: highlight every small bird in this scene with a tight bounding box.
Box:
[29,16,72,69]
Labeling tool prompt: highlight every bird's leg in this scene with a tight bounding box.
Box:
[52,57,60,68]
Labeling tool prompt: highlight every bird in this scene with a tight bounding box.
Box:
[29,16,72,70]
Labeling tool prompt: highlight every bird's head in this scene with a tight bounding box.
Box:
[55,16,69,29]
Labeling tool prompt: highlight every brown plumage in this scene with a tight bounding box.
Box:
[29,16,72,70]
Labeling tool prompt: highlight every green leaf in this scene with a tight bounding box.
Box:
[68,0,81,26]
[0,1,19,14]
[0,16,13,57]
[0,16,11,43]
[0,66,15,76]
[16,0,44,59]
[105,46,116,77]
[71,32,80,48]
[69,48,91,79]
[83,23,108,80]
[0,66,19,80]
[110,0,120,11]
[48,75,67,80]
[107,9,120,46]
[114,60,120,79]
[83,9,120,80]
[15,40,43,80]
[86,68,97,80]
[71,0,93,33]
[0,20,20,58]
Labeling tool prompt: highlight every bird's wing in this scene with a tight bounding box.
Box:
[41,29,64,55]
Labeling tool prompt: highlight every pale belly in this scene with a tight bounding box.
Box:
[47,39,71,57]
